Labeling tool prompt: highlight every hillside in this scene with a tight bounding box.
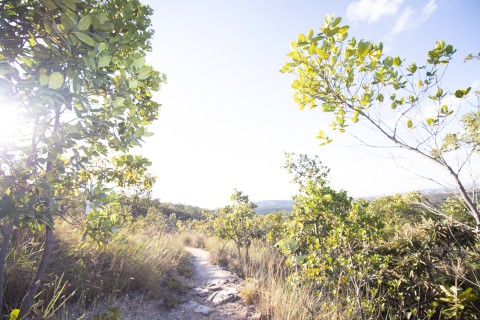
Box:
[254,200,294,214]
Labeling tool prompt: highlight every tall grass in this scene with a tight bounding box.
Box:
[199,236,324,319]
[1,213,191,316]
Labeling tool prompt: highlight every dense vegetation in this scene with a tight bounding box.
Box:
[187,153,479,319]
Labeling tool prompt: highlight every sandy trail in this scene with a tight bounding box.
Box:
[184,247,235,284]
[77,246,260,319]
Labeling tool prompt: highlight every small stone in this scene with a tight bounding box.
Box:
[208,290,238,305]
[193,287,209,296]
[207,279,227,286]
[194,304,216,316]
[206,285,222,291]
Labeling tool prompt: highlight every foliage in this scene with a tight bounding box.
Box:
[373,218,479,318]
[366,193,431,237]
[0,0,163,315]
[281,14,480,228]
[280,154,386,318]
[438,285,478,319]
[253,211,286,244]
[214,190,259,274]
[441,196,477,226]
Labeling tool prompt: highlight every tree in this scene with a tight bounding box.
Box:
[281,14,480,229]
[215,190,258,274]
[280,153,385,319]
[0,0,163,316]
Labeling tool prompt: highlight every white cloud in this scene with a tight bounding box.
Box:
[346,0,404,24]
[392,6,414,34]
[421,0,437,21]
[391,0,437,34]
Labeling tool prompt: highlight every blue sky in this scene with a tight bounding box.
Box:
[137,0,480,208]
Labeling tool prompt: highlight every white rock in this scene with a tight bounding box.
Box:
[207,290,237,305]
[193,287,209,296]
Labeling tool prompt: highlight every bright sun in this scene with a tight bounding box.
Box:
[0,97,27,147]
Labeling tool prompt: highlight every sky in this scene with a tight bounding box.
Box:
[134,0,480,209]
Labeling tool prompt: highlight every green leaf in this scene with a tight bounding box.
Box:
[407,62,417,74]
[40,0,57,10]
[62,0,76,11]
[383,57,393,68]
[73,31,96,46]
[98,55,111,68]
[129,80,139,89]
[60,14,74,32]
[78,15,92,31]
[133,57,146,70]
[48,72,64,89]
[39,74,49,86]
[137,68,150,80]
[454,89,465,98]
[98,42,108,53]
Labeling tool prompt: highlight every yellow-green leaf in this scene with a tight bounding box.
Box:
[48,72,64,89]
[10,309,19,320]
[393,56,401,66]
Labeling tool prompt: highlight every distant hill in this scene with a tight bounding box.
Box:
[254,200,293,214]
[253,188,478,215]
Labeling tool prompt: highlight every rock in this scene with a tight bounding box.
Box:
[207,289,238,305]
[178,300,199,310]
[225,287,238,294]
[193,287,209,296]
[207,279,227,286]
[206,285,222,291]
[194,304,216,316]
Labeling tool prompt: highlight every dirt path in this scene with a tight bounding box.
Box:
[77,247,259,319]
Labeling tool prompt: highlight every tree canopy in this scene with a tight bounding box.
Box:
[0,0,163,316]
[281,14,480,228]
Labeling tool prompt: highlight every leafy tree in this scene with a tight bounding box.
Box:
[0,0,163,316]
[214,190,258,274]
[281,14,480,229]
[280,154,385,319]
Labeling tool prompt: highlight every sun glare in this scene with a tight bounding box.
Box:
[0,98,27,147]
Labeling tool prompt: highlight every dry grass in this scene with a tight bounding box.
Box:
[2,215,191,315]
[200,236,327,319]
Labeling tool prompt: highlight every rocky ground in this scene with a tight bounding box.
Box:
[70,247,261,319]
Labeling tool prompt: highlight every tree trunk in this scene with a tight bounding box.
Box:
[0,222,14,315]
[19,107,61,318]
[18,223,54,319]
[447,167,480,229]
